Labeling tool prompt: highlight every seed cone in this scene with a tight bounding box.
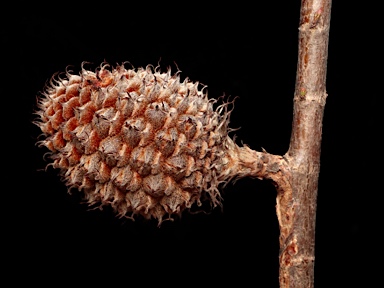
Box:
[34,62,238,224]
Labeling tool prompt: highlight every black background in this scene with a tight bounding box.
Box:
[3,1,380,287]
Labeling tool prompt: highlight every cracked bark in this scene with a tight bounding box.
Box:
[231,0,332,287]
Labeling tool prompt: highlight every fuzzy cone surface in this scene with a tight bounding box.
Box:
[34,62,237,224]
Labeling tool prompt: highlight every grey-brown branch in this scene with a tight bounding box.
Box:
[227,0,331,287]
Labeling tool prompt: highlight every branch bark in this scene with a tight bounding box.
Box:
[229,1,332,287]
[279,1,331,287]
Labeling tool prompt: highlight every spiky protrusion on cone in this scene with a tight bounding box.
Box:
[34,62,240,224]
